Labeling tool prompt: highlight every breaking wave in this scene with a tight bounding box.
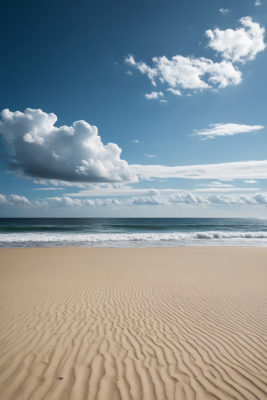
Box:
[1,231,267,248]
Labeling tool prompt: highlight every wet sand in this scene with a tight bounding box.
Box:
[0,247,267,400]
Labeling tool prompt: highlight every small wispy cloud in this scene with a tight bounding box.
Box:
[144,154,157,158]
[132,140,139,143]
[244,180,258,183]
[219,8,230,14]
[255,0,261,6]
[32,187,65,191]
[167,88,182,96]
[192,123,264,139]
[144,91,164,100]
[126,70,133,75]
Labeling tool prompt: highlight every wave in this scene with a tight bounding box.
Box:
[1,231,267,243]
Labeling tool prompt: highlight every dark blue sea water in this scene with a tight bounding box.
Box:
[0,218,267,247]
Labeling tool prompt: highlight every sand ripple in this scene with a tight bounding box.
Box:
[0,248,266,400]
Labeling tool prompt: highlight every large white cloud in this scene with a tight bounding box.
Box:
[193,123,264,139]
[126,55,241,92]
[132,160,267,180]
[0,108,137,184]
[206,17,266,63]
[153,56,241,89]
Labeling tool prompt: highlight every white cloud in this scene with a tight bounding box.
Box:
[49,197,122,208]
[255,0,261,6]
[0,108,137,184]
[129,196,169,206]
[144,154,157,158]
[159,100,167,104]
[65,187,182,197]
[219,8,230,15]
[127,54,241,91]
[245,179,258,183]
[153,55,241,89]
[206,17,266,63]
[132,140,139,143]
[169,193,209,204]
[125,55,158,86]
[144,91,164,99]
[195,188,259,192]
[126,70,133,75]
[206,182,234,187]
[32,187,65,191]
[0,194,31,206]
[167,88,182,96]
[2,191,267,209]
[125,18,265,97]
[34,180,47,185]
[193,123,264,139]
[132,160,267,180]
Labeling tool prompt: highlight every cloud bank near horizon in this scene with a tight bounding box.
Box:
[1,191,267,210]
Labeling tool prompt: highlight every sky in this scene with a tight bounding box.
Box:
[0,0,267,217]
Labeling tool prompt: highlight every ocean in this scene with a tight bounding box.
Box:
[0,218,267,248]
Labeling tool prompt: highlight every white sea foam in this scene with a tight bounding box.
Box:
[1,231,267,245]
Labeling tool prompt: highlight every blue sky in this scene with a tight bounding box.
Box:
[0,0,267,217]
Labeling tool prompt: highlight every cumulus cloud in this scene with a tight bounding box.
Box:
[126,54,241,91]
[0,108,137,184]
[245,180,258,183]
[219,8,230,15]
[154,55,241,90]
[206,17,266,63]
[2,191,267,209]
[126,71,133,75]
[0,194,31,206]
[144,91,164,99]
[132,160,267,180]
[129,196,169,206]
[49,197,122,208]
[169,193,209,204]
[193,123,264,139]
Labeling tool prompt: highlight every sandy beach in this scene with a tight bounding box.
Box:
[0,247,266,400]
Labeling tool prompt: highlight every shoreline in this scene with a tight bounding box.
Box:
[0,247,266,399]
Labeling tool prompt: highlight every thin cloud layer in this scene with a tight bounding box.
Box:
[132,160,267,180]
[193,123,264,139]
[206,17,266,63]
[0,109,137,184]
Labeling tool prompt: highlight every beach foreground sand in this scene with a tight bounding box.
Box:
[0,247,266,400]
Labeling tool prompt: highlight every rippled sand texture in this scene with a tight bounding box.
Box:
[0,248,267,400]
